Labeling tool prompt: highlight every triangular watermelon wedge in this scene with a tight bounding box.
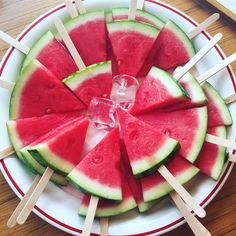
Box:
[21,117,89,175]
[79,175,137,217]
[141,155,199,202]
[67,128,122,201]
[62,11,107,66]
[112,7,165,28]
[10,60,85,119]
[107,20,160,77]
[130,67,188,115]
[137,107,208,163]
[117,108,179,177]
[202,82,232,127]
[195,126,227,180]
[22,31,78,81]
[63,61,112,105]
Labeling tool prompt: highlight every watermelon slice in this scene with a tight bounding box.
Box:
[130,67,188,115]
[107,20,160,77]
[202,82,232,127]
[195,126,227,180]
[120,141,157,212]
[63,10,107,66]
[63,61,112,105]
[67,128,122,201]
[117,108,179,177]
[10,60,85,119]
[112,8,165,28]
[79,175,137,217]
[22,31,78,81]
[137,107,208,163]
[139,20,195,76]
[141,155,199,202]
[21,117,88,175]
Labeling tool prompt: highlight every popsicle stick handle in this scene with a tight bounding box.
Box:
[0,30,30,54]
[74,0,86,14]
[100,217,109,236]
[81,196,99,236]
[0,79,15,90]
[0,146,15,160]
[128,0,137,20]
[170,192,211,236]
[197,53,236,84]
[53,17,86,69]
[7,175,41,228]
[158,165,206,218]
[137,0,145,10]
[174,33,222,81]
[228,154,236,163]
[188,13,220,39]
[17,167,54,224]
[205,134,236,150]
[64,0,78,18]
[225,93,236,105]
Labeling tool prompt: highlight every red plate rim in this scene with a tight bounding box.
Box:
[0,0,235,235]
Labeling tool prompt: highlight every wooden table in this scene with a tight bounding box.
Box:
[0,0,235,235]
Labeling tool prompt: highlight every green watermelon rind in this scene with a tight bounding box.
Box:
[175,67,208,106]
[105,12,113,23]
[79,196,137,217]
[67,170,122,201]
[22,31,54,71]
[132,138,180,177]
[112,7,165,28]
[27,145,75,176]
[202,82,233,126]
[143,165,200,202]
[137,200,158,213]
[63,61,111,91]
[166,20,196,58]
[107,20,160,39]
[63,10,105,33]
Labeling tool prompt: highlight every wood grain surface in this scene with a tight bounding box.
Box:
[0,0,236,235]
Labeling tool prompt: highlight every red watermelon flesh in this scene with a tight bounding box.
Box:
[7,111,82,149]
[141,155,199,201]
[10,60,85,119]
[64,11,106,66]
[137,107,208,163]
[117,108,179,177]
[79,175,137,217]
[23,117,89,175]
[23,31,78,81]
[67,128,122,201]
[107,21,160,77]
[194,126,227,180]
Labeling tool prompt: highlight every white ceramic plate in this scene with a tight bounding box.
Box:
[0,0,235,235]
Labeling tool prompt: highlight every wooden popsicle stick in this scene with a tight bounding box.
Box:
[0,146,15,160]
[74,0,86,14]
[158,165,206,218]
[170,192,211,236]
[81,196,99,236]
[137,0,145,10]
[128,0,137,20]
[205,134,236,150]
[197,53,236,84]
[188,13,220,39]
[225,93,236,105]
[228,154,236,163]
[17,167,54,224]
[7,175,41,228]
[100,217,109,236]
[64,0,78,18]
[174,33,222,81]
[0,79,15,90]
[54,17,86,69]
[0,30,30,54]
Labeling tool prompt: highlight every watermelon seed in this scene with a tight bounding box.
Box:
[164,129,171,136]
[45,108,53,114]
[92,155,103,164]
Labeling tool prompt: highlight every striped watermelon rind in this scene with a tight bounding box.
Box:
[112,7,165,28]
